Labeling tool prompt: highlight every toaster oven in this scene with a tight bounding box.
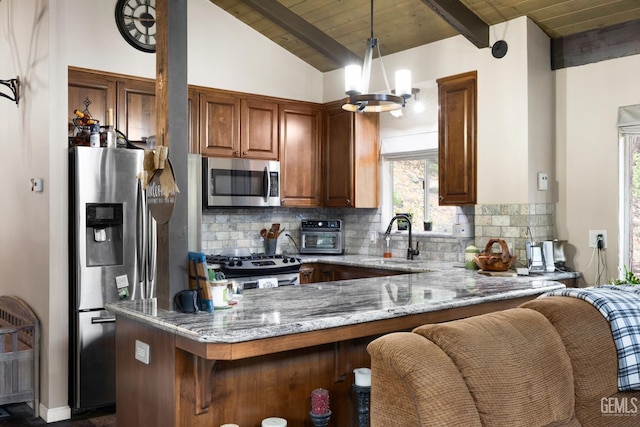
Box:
[300,219,343,255]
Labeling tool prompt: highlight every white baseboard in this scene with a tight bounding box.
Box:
[38,403,71,423]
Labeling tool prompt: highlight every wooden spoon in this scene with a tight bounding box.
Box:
[260,229,268,239]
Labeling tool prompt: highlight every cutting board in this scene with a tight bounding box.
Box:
[478,270,517,277]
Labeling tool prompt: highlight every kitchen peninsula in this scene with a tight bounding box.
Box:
[107,265,569,427]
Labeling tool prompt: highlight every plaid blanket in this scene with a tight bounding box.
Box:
[542,285,640,391]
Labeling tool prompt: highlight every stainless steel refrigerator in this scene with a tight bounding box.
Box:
[68,146,156,412]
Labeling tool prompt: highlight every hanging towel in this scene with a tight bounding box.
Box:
[257,278,279,289]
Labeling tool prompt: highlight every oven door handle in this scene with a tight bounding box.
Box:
[243,276,299,289]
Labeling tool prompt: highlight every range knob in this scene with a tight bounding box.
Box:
[228,260,235,267]
[282,258,289,263]
[236,260,243,267]
[289,257,297,263]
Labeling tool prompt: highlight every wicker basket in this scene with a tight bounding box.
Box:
[474,239,517,272]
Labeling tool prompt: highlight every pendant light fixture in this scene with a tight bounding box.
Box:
[342,0,412,113]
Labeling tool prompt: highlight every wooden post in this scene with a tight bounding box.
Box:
[155,0,189,309]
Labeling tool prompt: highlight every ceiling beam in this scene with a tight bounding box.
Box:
[551,19,640,70]
[419,0,489,49]
[238,0,360,67]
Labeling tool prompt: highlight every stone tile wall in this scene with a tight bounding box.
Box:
[473,203,555,265]
[200,203,554,265]
[201,207,471,263]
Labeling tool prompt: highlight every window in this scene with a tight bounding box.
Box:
[630,135,640,270]
[381,133,456,232]
[619,104,640,272]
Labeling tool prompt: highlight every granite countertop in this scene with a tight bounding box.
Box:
[299,255,581,281]
[107,258,567,345]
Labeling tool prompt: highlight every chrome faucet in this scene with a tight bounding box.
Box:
[385,214,420,260]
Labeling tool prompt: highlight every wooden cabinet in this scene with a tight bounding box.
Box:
[300,263,406,283]
[68,68,117,131]
[299,265,315,284]
[187,87,199,154]
[324,103,380,208]
[70,67,200,153]
[199,90,240,157]
[279,103,323,207]
[437,71,477,205]
[117,77,156,143]
[200,89,278,159]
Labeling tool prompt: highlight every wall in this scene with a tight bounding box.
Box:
[323,17,539,205]
[1,0,322,421]
[0,0,69,420]
[201,207,468,263]
[556,53,640,285]
[3,0,638,420]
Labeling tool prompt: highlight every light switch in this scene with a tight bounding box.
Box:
[537,173,548,191]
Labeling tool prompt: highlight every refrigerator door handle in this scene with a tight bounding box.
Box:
[147,211,157,299]
[135,179,146,300]
[91,316,116,324]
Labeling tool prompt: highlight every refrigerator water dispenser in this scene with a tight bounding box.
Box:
[85,203,124,267]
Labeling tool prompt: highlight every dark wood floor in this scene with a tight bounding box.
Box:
[0,404,116,426]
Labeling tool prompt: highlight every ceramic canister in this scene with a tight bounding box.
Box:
[465,245,480,269]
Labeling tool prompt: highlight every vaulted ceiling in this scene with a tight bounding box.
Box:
[209,0,640,71]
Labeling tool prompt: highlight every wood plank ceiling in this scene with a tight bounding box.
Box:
[209,0,640,71]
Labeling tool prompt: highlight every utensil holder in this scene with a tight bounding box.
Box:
[264,238,277,255]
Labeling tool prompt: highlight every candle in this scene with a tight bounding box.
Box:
[354,367,371,386]
[310,388,330,415]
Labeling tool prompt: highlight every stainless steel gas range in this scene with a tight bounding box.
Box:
[205,253,303,289]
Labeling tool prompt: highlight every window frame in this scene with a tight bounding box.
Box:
[381,149,438,231]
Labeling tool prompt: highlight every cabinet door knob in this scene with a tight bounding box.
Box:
[439,195,444,201]
[233,151,239,157]
[242,151,248,156]
[346,198,352,206]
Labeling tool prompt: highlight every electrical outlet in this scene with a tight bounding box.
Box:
[369,231,377,244]
[588,230,607,248]
[135,340,150,364]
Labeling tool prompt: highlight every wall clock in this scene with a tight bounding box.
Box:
[115,0,157,53]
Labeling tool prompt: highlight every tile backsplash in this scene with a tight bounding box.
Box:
[474,203,555,264]
[201,207,469,262]
[200,203,554,265]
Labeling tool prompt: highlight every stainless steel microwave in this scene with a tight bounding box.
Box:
[203,157,280,207]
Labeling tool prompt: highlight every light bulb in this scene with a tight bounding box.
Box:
[345,65,362,95]
[414,101,425,113]
[390,109,403,118]
[395,69,412,98]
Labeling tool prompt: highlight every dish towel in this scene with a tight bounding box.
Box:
[542,285,640,391]
[257,277,279,289]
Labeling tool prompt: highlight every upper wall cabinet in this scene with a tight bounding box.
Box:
[437,71,477,206]
[324,103,380,208]
[279,103,323,207]
[116,78,156,143]
[68,69,117,130]
[69,67,198,153]
[200,89,279,160]
[188,87,200,154]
